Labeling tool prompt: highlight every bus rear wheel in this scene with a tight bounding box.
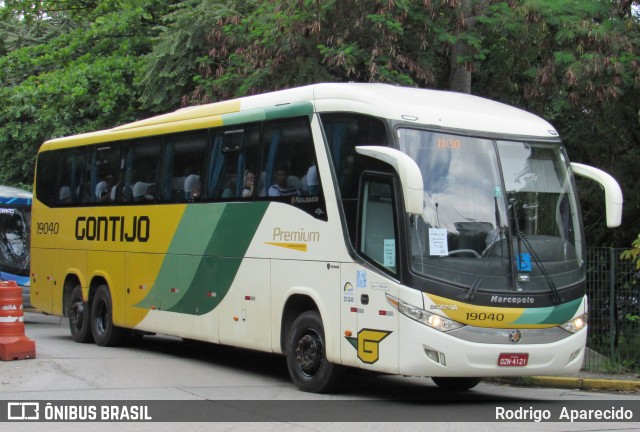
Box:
[68,285,93,343]
[431,377,481,391]
[286,310,339,393]
[91,284,126,347]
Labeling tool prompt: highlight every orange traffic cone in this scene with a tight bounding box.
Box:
[0,280,36,361]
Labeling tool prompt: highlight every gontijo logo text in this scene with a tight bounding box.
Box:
[75,216,150,242]
[7,402,152,421]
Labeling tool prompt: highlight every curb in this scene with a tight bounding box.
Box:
[489,376,640,393]
[534,376,640,392]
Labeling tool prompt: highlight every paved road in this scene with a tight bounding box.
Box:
[1,312,638,432]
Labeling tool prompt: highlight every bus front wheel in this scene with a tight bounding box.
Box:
[431,377,481,391]
[68,285,93,343]
[286,310,339,393]
[90,284,126,347]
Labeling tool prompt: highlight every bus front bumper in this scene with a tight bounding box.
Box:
[398,314,587,378]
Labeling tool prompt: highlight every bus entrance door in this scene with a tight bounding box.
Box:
[341,263,398,374]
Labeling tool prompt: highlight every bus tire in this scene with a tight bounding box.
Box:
[68,285,93,343]
[286,310,339,393]
[431,377,481,391]
[90,284,126,347]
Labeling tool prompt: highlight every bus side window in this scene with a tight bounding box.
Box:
[259,117,319,198]
[219,130,244,199]
[120,138,161,203]
[158,132,207,203]
[205,125,260,201]
[320,113,389,244]
[35,151,58,207]
[59,149,86,206]
[93,144,121,204]
[358,175,398,275]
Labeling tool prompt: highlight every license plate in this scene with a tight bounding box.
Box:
[498,353,529,367]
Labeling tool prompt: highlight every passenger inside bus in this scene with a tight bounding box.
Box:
[96,174,116,202]
[133,181,154,201]
[184,173,201,201]
[268,166,300,197]
[242,170,255,197]
[221,175,237,198]
[59,186,72,204]
[303,162,319,195]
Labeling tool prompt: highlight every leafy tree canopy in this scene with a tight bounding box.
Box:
[474,1,640,245]
[0,0,171,187]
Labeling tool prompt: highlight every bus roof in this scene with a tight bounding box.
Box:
[310,83,559,139]
[0,185,32,206]
[40,83,559,151]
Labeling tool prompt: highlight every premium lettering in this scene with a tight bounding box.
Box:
[75,216,150,242]
[272,227,320,242]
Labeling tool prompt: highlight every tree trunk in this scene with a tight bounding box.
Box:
[448,42,472,94]
[448,0,476,94]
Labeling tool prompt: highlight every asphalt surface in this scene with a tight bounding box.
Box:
[5,310,640,395]
[2,311,640,432]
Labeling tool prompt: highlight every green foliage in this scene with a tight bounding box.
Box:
[158,0,489,104]
[621,234,640,270]
[0,0,171,186]
[475,0,640,247]
[136,0,255,110]
[620,235,640,360]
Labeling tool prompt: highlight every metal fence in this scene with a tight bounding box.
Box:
[584,247,640,373]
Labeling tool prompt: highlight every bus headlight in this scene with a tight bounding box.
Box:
[560,313,588,333]
[386,294,464,332]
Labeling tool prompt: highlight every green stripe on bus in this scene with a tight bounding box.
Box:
[263,101,313,120]
[221,101,313,126]
[513,297,582,325]
[539,297,583,325]
[135,202,269,315]
[221,110,266,126]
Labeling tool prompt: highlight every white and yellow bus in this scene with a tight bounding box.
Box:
[31,83,622,392]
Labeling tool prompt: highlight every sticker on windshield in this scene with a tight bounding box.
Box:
[517,253,532,272]
[429,228,448,256]
[383,239,395,267]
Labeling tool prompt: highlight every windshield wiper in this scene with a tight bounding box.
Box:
[464,198,562,305]
[509,198,562,305]
[464,196,511,301]
[464,225,509,301]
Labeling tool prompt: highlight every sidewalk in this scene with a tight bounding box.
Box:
[491,371,640,393]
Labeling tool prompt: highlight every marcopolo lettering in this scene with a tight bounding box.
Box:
[75,216,150,242]
[490,295,535,305]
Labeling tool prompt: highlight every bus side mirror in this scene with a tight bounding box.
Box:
[570,162,623,228]
[356,146,424,215]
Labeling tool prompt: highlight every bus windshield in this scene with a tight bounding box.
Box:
[398,129,583,296]
[0,186,32,282]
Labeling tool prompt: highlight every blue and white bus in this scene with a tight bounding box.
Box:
[0,185,32,306]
